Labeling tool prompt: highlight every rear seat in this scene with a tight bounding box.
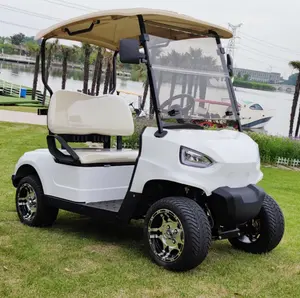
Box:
[46,90,137,166]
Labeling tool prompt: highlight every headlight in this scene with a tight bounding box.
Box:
[180,146,214,168]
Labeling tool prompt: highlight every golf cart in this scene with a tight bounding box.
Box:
[12,8,284,272]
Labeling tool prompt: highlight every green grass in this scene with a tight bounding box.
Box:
[0,94,40,104]
[0,94,46,112]
[1,122,300,297]
[0,105,38,113]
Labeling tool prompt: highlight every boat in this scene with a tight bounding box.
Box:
[238,100,274,129]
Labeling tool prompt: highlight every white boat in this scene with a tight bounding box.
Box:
[238,100,274,129]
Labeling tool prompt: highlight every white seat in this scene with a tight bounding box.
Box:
[74,149,139,164]
[47,90,137,165]
[48,90,134,136]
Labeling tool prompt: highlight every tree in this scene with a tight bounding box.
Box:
[82,43,92,94]
[91,47,102,95]
[289,61,300,137]
[103,50,113,94]
[43,39,59,104]
[60,45,75,90]
[96,53,103,96]
[285,73,298,86]
[243,73,250,81]
[25,41,40,100]
[156,46,217,109]
[10,33,25,45]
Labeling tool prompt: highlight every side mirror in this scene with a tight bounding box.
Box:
[119,39,143,64]
[226,54,234,78]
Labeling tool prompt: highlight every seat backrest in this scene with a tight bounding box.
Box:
[47,90,134,136]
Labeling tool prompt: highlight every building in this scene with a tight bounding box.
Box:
[233,68,281,84]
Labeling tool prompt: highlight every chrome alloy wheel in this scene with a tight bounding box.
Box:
[17,183,37,221]
[148,208,185,262]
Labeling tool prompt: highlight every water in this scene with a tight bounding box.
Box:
[235,88,293,137]
[0,62,293,137]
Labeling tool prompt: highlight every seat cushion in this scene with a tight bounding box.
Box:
[74,149,139,164]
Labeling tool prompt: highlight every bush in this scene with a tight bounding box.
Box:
[233,79,276,91]
[248,132,300,163]
[119,118,157,149]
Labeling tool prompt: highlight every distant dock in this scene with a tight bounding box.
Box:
[0,54,131,77]
[0,54,83,69]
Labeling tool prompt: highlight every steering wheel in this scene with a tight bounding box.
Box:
[160,94,195,119]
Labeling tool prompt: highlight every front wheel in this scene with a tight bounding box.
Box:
[144,197,212,271]
[229,195,284,254]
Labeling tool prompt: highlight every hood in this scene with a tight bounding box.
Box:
[165,129,259,164]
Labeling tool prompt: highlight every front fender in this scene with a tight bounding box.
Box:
[12,149,54,193]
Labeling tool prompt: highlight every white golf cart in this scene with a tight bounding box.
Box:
[12,8,284,272]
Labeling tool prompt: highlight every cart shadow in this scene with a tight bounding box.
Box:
[51,213,145,252]
[50,213,241,258]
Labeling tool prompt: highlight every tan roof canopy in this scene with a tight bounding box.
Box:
[36,8,233,50]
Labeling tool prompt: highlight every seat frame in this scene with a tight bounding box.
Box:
[47,131,129,167]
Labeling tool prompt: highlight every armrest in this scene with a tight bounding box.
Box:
[47,135,80,164]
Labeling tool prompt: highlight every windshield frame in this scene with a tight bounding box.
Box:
[139,17,242,133]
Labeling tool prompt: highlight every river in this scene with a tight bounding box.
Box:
[0,62,294,137]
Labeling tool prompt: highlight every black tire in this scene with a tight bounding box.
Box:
[16,175,59,227]
[144,197,212,271]
[229,195,284,254]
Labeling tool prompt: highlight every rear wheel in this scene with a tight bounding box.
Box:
[144,197,211,271]
[229,195,284,253]
[16,175,59,227]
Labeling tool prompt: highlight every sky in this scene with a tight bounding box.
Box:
[0,0,300,79]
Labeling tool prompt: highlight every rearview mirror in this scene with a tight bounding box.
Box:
[119,39,143,64]
[226,54,234,78]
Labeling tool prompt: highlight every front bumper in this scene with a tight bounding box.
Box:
[207,184,265,228]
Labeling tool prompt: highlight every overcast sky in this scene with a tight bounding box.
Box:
[0,0,299,78]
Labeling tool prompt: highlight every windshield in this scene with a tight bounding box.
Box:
[148,36,238,129]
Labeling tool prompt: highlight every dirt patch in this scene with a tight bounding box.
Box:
[279,264,300,277]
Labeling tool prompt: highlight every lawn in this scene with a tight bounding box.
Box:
[0,95,38,104]
[0,105,38,113]
[0,94,46,113]
[1,122,300,298]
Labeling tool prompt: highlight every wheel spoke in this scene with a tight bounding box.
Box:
[30,204,37,214]
[149,227,162,233]
[18,201,27,206]
[17,183,37,221]
[160,212,170,223]
[148,208,185,263]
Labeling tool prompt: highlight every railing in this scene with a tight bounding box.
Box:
[0,54,35,64]
[0,79,47,103]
